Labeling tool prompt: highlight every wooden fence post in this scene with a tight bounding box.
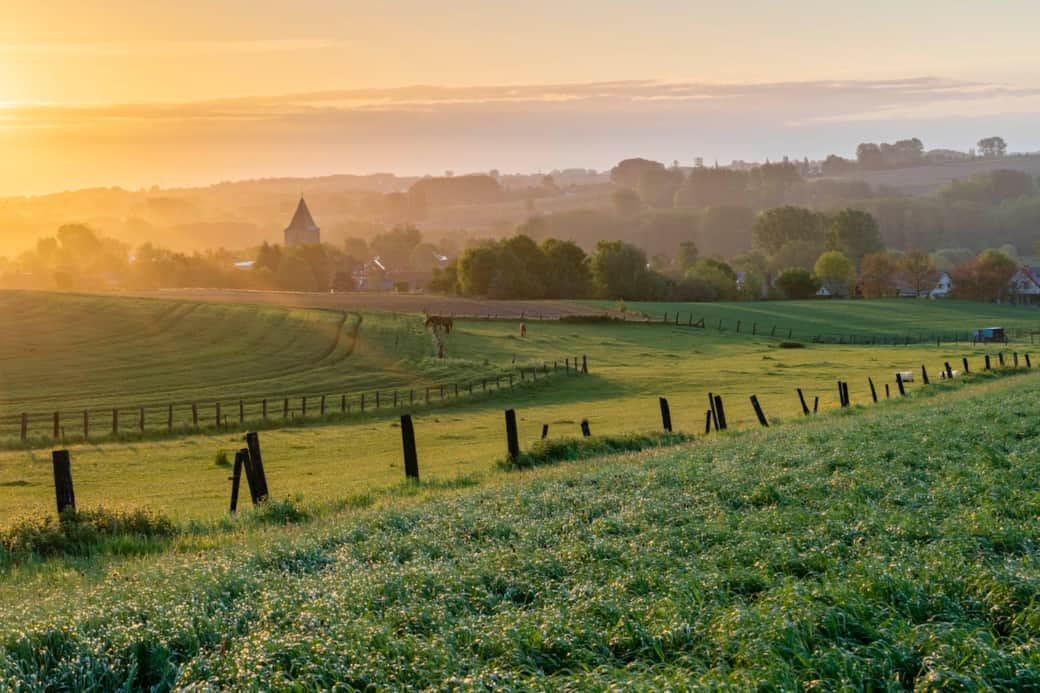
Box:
[244,431,270,502]
[659,397,672,432]
[797,388,810,415]
[215,402,221,428]
[750,395,769,427]
[838,381,847,407]
[1013,352,1019,368]
[283,398,289,418]
[84,411,89,438]
[51,449,75,514]
[944,362,953,379]
[139,407,145,433]
[580,419,591,437]
[708,392,719,431]
[229,448,247,513]
[400,415,419,480]
[843,381,850,406]
[713,395,728,430]
[704,410,712,434]
[341,395,346,413]
[541,424,549,440]
[302,397,307,417]
[963,357,970,374]
[885,384,890,399]
[921,365,930,385]
[868,377,878,403]
[985,355,991,370]
[582,355,588,374]
[1027,354,1032,369]
[53,412,60,440]
[813,396,819,413]
[320,395,326,416]
[998,352,1005,367]
[505,409,520,462]
[896,373,906,396]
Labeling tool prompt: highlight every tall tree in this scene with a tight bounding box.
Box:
[590,240,654,299]
[826,209,883,264]
[897,248,938,296]
[977,136,1008,158]
[814,251,856,297]
[610,158,665,188]
[752,206,825,256]
[858,251,897,299]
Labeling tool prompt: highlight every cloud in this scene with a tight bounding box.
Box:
[0,39,337,57]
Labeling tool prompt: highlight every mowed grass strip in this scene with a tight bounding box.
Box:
[1,373,1038,688]
[587,298,1040,341]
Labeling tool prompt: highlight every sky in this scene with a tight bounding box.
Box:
[2,0,1040,195]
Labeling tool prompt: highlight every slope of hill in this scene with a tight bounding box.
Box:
[1,372,1038,688]
[829,153,1040,196]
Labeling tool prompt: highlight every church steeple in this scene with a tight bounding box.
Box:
[284,196,320,246]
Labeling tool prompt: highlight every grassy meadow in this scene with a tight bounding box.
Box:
[1,370,1038,688]
[0,291,1034,522]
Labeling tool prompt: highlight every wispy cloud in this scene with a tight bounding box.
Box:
[0,39,337,57]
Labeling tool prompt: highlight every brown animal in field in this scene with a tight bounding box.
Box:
[424,315,453,333]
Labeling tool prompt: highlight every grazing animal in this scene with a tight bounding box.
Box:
[940,369,960,380]
[896,371,914,382]
[424,315,453,334]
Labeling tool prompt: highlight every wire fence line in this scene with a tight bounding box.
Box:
[4,355,591,446]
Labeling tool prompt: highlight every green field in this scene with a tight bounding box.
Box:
[0,292,1032,521]
[1,370,1038,688]
[591,298,1040,343]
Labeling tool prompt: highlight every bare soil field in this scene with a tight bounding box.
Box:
[104,288,608,318]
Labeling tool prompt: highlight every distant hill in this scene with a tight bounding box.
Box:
[827,154,1040,196]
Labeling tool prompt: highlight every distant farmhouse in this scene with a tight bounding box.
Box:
[284,197,320,246]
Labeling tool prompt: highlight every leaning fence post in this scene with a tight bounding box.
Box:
[580,419,591,437]
[1013,352,1019,368]
[797,388,810,415]
[868,377,878,403]
[229,449,247,513]
[1027,354,1032,368]
[998,352,1005,367]
[985,355,991,370]
[244,432,269,501]
[843,381,850,407]
[541,424,549,440]
[944,362,953,379]
[885,384,890,399]
[52,449,75,514]
[896,373,906,396]
[659,397,672,432]
[750,395,769,427]
[713,395,728,430]
[708,393,720,431]
[813,396,819,413]
[582,355,588,373]
[921,365,929,385]
[963,357,970,374]
[505,409,520,462]
[400,415,419,480]
[704,410,712,434]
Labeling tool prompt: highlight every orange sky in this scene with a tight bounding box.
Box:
[2,1,1040,194]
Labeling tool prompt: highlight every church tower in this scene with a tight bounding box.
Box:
[284,196,320,246]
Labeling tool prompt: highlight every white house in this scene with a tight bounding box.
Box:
[1008,266,1040,305]
[930,272,953,299]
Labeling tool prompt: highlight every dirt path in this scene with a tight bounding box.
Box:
[99,289,609,318]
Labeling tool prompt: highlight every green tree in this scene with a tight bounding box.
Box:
[753,206,825,256]
[977,136,1007,158]
[826,209,883,264]
[813,251,856,297]
[540,238,591,298]
[637,167,683,209]
[775,267,819,299]
[590,240,652,299]
[457,244,500,296]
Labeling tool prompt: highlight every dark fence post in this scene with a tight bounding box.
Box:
[868,377,878,403]
[580,419,591,437]
[659,397,672,432]
[244,432,269,502]
[139,407,145,433]
[885,384,890,399]
[713,395,728,431]
[52,449,75,514]
[750,395,769,427]
[582,355,588,374]
[963,357,970,374]
[320,395,326,416]
[216,402,221,428]
[813,396,819,413]
[708,392,720,431]
[1027,354,1032,369]
[53,412,60,440]
[283,398,289,418]
[505,409,520,462]
[998,352,1005,367]
[84,411,89,438]
[797,388,810,415]
[541,424,549,440]
[838,381,847,407]
[944,362,953,379]
[985,355,991,370]
[896,373,906,396]
[704,410,712,434]
[1013,352,1019,368]
[842,381,850,407]
[229,448,247,513]
[401,415,419,480]
[921,365,930,385]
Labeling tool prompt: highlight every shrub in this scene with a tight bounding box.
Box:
[249,496,311,526]
[214,450,232,467]
[1,507,177,561]
[779,341,805,349]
